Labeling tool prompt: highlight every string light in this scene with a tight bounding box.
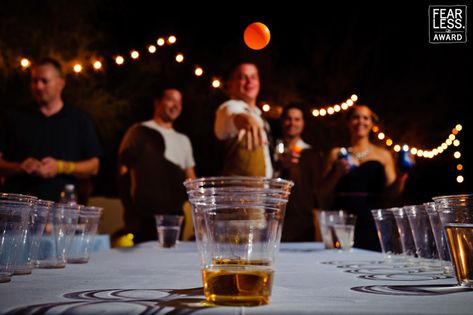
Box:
[93,60,102,70]
[194,67,203,76]
[73,64,82,73]
[130,50,139,59]
[115,56,124,65]
[20,58,30,68]
[311,95,358,117]
[148,45,157,53]
[211,79,221,88]
[262,104,271,112]
[167,35,177,44]
[175,53,184,63]
[156,38,165,46]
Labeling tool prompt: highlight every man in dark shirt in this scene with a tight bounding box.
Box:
[0,58,102,202]
[274,103,321,242]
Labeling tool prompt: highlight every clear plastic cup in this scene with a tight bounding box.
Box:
[154,214,183,248]
[66,206,103,263]
[332,214,357,251]
[13,199,53,275]
[424,201,453,275]
[404,204,438,269]
[433,194,473,287]
[0,193,36,282]
[391,207,417,259]
[316,210,346,249]
[371,208,403,261]
[184,176,293,306]
[36,203,80,268]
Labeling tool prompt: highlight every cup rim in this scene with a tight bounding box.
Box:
[183,176,294,189]
[432,193,473,201]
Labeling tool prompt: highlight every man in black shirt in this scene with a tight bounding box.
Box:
[0,58,102,202]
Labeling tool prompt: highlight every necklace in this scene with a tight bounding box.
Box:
[348,147,371,161]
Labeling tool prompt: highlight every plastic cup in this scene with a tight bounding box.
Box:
[66,206,103,263]
[424,202,454,275]
[371,208,403,261]
[184,176,293,306]
[433,194,473,287]
[332,214,357,251]
[316,210,346,249]
[404,204,438,269]
[391,207,417,259]
[154,214,183,248]
[0,193,36,282]
[13,199,53,275]
[36,203,80,268]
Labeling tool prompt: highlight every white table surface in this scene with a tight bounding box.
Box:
[0,242,471,314]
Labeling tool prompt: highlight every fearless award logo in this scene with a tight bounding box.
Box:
[429,5,467,44]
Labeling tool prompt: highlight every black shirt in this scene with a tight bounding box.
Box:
[0,103,102,201]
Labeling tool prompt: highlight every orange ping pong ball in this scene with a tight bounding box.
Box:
[244,22,271,50]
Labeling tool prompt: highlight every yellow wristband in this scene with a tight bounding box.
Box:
[57,160,64,174]
[65,162,76,174]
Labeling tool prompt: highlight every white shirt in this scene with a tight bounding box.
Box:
[141,120,195,171]
[214,99,273,178]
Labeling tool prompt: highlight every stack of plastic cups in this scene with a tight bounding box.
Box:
[36,203,80,268]
[371,208,403,262]
[391,207,417,264]
[424,201,454,276]
[13,199,53,275]
[404,204,439,270]
[66,206,103,263]
[0,193,36,283]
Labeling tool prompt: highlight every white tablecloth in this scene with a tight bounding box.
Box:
[0,242,471,314]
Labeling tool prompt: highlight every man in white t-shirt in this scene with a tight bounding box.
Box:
[214,62,273,178]
[118,88,195,243]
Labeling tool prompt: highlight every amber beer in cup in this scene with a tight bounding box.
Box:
[184,177,293,306]
[434,194,473,287]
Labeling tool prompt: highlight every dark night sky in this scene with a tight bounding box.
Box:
[1,1,471,201]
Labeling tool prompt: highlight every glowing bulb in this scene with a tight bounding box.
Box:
[20,58,30,68]
[168,35,177,44]
[262,104,270,112]
[452,128,458,135]
[319,109,327,116]
[402,144,409,152]
[175,53,184,63]
[312,109,320,117]
[212,79,221,88]
[73,64,82,73]
[454,151,461,159]
[378,133,385,140]
[327,107,334,115]
[93,61,102,70]
[457,164,463,171]
[372,126,379,133]
[351,94,358,102]
[446,139,452,145]
[334,105,341,112]
[394,145,401,152]
[194,67,203,76]
[410,148,417,155]
[148,45,157,53]
[341,103,348,110]
[386,139,393,146]
[455,124,462,131]
[130,50,139,59]
[157,38,165,46]
[453,140,460,146]
[346,99,353,106]
[456,175,464,183]
[115,56,124,65]
[441,143,448,150]
[449,134,456,141]
[417,150,424,157]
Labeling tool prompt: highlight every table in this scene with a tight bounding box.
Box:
[0,242,471,314]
